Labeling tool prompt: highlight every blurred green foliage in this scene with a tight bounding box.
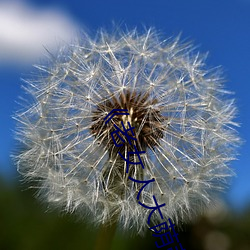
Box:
[0,176,250,250]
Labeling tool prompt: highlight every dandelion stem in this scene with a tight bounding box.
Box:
[94,220,118,250]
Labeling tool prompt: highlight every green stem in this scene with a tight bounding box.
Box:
[94,220,118,250]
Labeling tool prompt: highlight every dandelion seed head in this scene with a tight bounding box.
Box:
[14,27,240,234]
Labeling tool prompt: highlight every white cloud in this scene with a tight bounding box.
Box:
[0,2,78,65]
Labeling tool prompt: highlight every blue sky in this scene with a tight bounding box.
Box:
[1,0,249,210]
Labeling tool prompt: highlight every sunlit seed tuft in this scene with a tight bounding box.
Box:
[14,27,240,234]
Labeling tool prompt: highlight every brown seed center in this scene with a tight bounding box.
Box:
[90,90,165,155]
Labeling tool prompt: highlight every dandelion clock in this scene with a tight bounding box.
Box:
[14,28,240,249]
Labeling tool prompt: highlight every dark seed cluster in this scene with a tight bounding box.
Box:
[90,90,165,156]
